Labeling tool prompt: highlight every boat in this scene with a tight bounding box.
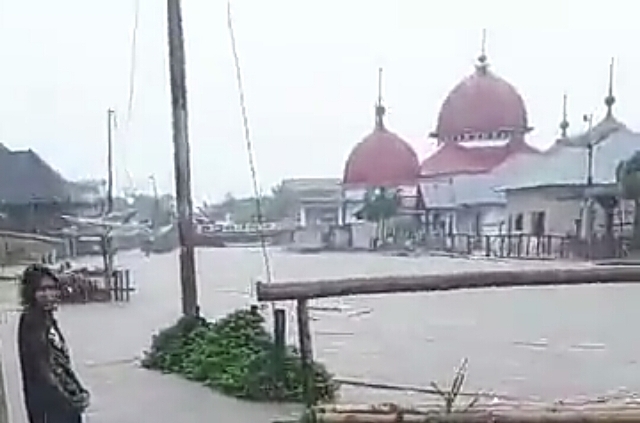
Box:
[192,220,292,247]
[141,223,178,255]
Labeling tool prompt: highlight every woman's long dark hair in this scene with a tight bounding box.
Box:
[20,263,59,308]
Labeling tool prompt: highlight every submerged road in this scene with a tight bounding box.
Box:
[0,248,635,421]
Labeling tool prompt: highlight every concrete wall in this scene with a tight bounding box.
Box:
[0,236,59,266]
[350,221,377,249]
[454,205,505,236]
[292,227,324,247]
[299,205,340,228]
[429,205,505,238]
[332,227,350,249]
[505,186,584,236]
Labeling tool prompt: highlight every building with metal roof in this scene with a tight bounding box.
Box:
[498,60,637,245]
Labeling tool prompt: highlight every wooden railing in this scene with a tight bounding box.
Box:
[58,268,133,303]
[425,233,627,260]
[256,265,640,420]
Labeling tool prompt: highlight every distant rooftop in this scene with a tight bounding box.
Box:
[281,178,342,191]
[497,116,638,191]
[0,143,80,204]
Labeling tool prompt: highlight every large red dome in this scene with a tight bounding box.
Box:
[343,125,419,187]
[433,62,529,143]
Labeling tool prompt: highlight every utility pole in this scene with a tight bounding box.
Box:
[150,175,160,230]
[167,0,199,317]
[106,108,115,214]
[583,113,595,258]
[584,113,594,187]
[102,108,116,289]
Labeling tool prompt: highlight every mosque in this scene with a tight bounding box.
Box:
[286,35,638,255]
[340,36,545,227]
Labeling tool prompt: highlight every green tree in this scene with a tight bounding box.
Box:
[222,192,236,208]
[263,183,298,221]
[616,151,640,249]
[358,187,399,245]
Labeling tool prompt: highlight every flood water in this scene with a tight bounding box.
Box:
[110,248,640,404]
[4,247,640,417]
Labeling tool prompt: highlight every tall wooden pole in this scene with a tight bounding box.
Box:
[150,175,160,230]
[103,108,116,289]
[583,114,594,258]
[106,108,115,215]
[167,0,199,317]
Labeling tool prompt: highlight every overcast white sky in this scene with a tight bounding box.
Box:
[1,0,640,203]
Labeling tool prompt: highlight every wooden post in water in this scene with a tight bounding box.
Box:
[114,270,121,302]
[296,299,315,407]
[125,269,131,301]
[167,0,199,317]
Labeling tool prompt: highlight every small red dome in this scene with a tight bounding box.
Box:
[343,127,419,187]
[434,64,528,142]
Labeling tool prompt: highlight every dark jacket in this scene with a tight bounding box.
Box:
[18,309,84,423]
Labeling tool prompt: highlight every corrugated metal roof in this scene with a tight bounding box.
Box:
[0,147,75,204]
[419,173,504,209]
[497,117,640,191]
[281,178,341,191]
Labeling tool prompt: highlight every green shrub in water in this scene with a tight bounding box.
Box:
[142,307,337,402]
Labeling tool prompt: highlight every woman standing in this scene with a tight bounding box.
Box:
[18,264,90,423]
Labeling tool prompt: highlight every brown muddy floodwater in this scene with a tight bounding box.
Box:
[4,247,640,417]
[109,248,640,403]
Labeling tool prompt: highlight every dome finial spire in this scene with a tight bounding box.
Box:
[560,92,569,138]
[605,57,616,118]
[476,29,489,74]
[375,67,386,129]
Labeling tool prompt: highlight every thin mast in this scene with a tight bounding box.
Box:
[106,108,115,214]
[167,0,199,317]
[150,175,160,229]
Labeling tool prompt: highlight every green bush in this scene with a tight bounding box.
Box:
[142,307,337,403]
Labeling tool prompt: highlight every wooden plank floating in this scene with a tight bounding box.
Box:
[257,265,640,301]
[310,409,640,422]
[309,403,640,422]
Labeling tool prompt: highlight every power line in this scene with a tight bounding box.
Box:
[126,0,141,123]
[227,0,274,285]
[117,0,142,195]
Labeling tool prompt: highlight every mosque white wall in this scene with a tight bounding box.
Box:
[454,205,505,236]
[505,186,583,236]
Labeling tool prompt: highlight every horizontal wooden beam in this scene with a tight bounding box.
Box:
[312,409,640,422]
[0,230,64,245]
[256,265,640,301]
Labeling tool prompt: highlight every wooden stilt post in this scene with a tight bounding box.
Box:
[273,308,286,387]
[114,270,121,302]
[273,308,286,353]
[296,299,315,407]
[125,269,131,301]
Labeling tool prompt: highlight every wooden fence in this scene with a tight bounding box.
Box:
[426,233,626,260]
[59,268,133,304]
